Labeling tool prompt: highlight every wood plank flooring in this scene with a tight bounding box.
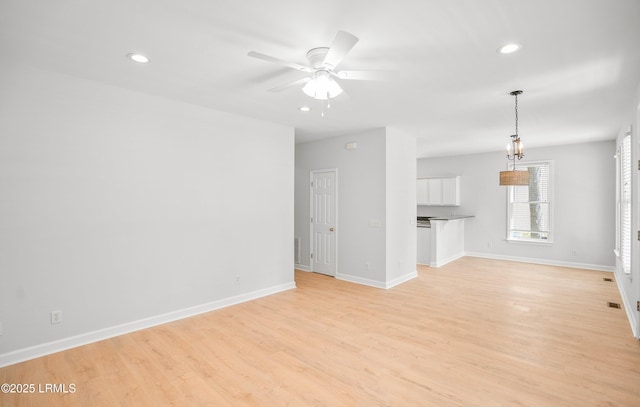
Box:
[2,257,640,406]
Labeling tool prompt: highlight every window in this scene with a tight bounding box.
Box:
[617,133,631,274]
[507,161,553,243]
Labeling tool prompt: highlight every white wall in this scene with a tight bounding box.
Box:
[295,127,417,288]
[417,141,615,270]
[295,128,388,285]
[385,127,417,284]
[0,62,295,363]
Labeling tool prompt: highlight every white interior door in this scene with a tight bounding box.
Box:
[311,170,337,276]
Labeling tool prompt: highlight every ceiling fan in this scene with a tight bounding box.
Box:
[248,31,388,101]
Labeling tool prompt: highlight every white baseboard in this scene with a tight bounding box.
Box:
[336,270,418,289]
[0,281,296,368]
[430,252,465,268]
[465,252,615,272]
[336,273,387,289]
[294,264,311,272]
[613,270,639,339]
[385,270,419,289]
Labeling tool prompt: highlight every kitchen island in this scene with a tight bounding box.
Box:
[417,215,473,268]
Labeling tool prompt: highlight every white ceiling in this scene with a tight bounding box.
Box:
[1,0,639,157]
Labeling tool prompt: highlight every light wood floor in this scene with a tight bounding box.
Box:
[2,257,640,406]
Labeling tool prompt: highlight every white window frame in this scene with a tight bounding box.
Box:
[614,149,621,257]
[506,160,554,244]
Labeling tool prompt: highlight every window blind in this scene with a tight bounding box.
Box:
[621,134,631,274]
[508,162,551,241]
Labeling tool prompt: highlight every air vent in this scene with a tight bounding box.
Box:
[607,302,621,309]
[603,277,613,282]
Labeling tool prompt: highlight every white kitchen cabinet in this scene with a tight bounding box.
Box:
[416,176,460,206]
[440,176,460,205]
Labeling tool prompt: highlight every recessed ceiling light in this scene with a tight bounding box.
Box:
[299,106,311,112]
[127,53,149,63]
[498,43,521,54]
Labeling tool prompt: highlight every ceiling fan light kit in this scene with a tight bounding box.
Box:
[302,70,343,100]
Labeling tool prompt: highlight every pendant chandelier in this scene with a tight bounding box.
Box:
[499,90,530,186]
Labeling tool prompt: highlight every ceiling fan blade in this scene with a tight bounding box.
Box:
[335,70,396,81]
[268,77,310,92]
[248,51,313,73]
[322,30,359,70]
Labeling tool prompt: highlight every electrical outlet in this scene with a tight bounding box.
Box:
[51,310,62,325]
[235,276,241,285]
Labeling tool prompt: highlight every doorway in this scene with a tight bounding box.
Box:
[310,169,337,276]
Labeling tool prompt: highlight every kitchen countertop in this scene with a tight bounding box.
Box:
[417,215,474,228]
[429,215,474,221]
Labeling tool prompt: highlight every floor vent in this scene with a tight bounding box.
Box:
[603,277,613,282]
[607,302,621,309]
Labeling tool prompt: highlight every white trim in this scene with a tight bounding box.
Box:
[386,270,419,288]
[0,281,296,368]
[294,264,312,272]
[614,272,639,339]
[465,252,614,272]
[430,252,465,268]
[506,238,554,246]
[336,270,418,289]
[336,273,387,289]
[506,159,554,244]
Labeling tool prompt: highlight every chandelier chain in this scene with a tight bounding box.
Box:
[514,92,518,136]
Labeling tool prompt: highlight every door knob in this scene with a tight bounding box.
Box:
[329,227,334,232]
